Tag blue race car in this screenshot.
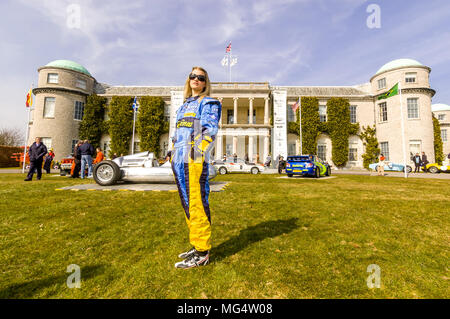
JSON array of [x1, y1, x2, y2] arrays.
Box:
[[285, 155, 331, 178], [368, 161, 412, 173]]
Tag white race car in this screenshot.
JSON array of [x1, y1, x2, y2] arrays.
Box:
[[213, 158, 265, 175], [93, 151, 217, 186]]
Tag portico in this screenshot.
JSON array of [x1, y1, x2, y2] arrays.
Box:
[[211, 82, 271, 163]]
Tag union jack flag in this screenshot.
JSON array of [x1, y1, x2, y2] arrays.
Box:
[[226, 42, 231, 53]]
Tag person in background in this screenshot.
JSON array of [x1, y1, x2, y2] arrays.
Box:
[[264, 154, 272, 167], [233, 153, 237, 163], [412, 153, 422, 173], [71, 140, 83, 178], [278, 156, 286, 174], [421, 152, 428, 171], [377, 153, 385, 176], [244, 153, 249, 163], [93, 147, 105, 165], [43, 148, 55, 174], [79, 139, 95, 179], [111, 153, 118, 159], [24, 137, 48, 181], [222, 154, 227, 162]]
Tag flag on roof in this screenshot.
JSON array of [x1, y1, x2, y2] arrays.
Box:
[[226, 42, 231, 53], [26, 87, 33, 108]]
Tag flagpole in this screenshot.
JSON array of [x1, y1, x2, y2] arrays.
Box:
[[399, 82, 408, 178], [22, 106, 31, 173], [22, 85, 32, 173], [229, 48, 232, 82], [131, 107, 136, 155], [299, 98, 303, 155]]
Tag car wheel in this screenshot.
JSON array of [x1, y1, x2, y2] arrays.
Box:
[[287, 174, 293, 177], [325, 167, 330, 176], [60, 170, 67, 176], [93, 160, 121, 186], [251, 167, 259, 175], [405, 165, 412, 173], [315, 168, 320, 178], [428, 166, 439, 174], [219, 167, 227, 175]]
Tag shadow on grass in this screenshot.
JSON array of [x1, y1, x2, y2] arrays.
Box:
[[0, 264, 106, 299], [212, 218, 299, 263]]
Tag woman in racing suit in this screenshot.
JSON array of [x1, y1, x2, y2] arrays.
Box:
[[171, 67, 221, 269]]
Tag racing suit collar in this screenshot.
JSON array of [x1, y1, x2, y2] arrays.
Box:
[[186, 95, 200, 102]]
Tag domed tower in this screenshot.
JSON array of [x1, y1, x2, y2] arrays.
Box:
[[29, 60, 96, 160], [370, 59, 436, 163]]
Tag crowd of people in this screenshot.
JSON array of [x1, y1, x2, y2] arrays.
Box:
[[24, 137, 106, 181], [70, 140, 104, 179]]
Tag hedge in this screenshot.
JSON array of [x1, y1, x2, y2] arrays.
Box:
[[0, 145, 23, 167], [108, 96, 134, 156], [136, 96, 167, 156]]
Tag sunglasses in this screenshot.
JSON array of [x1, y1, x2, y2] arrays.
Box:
[[189, 73, 206, 82]]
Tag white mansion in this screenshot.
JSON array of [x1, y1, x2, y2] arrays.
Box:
[[28, 58, 450, 167]]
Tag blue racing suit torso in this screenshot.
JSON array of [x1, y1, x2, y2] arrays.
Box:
[[171, 95, 221, 252]]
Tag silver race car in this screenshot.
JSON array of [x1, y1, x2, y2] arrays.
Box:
[[93, 151, 217, 186], [213, 158, 265, 175]]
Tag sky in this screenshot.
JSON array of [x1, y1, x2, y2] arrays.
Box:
[[1, 0, 449, 130]]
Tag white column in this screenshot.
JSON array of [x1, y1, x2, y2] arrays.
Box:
[[215, 135, 223, 160], [263, 135, 269, 162], [248, 136, 254, 163], [249, 97, 254, 124], [263, 97, 270, 125], [233, 135, 238, 155], [233, 97, 238, 124]]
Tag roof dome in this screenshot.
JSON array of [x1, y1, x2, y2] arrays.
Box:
[[432, 103, 450, 112], [375, 59, 424, 75], [45, 59, 91, 76]]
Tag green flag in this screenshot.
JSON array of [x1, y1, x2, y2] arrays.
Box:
[[378, 83, 399, 100]]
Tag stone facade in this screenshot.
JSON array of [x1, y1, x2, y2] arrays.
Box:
[[29, 59, 442, 168]]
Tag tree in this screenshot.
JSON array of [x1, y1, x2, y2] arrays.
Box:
[[136, 96, 166, 156], [78, 94, 107, 150], [433, 114, 444, 165], [108, 96, 134, 156], [360, 125, 380, 169], [0, 127, 24, 146]]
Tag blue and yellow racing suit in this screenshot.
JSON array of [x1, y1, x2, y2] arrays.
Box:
[[171, 95, 221, 252]]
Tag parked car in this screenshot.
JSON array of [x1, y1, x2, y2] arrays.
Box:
[[285, 155, 331, 178], [212, 158, 265, 175], [93, 151, 217, 186], [59, 155, 74, 176], [368, 161, 412, 173], [425, 162, 450, 173]]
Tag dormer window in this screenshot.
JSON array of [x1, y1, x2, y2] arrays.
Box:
[[76, 79, 87, 90], [47, 73, 59, 84]]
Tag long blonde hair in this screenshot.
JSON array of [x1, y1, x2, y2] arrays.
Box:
[[183, 66, 211, 102]]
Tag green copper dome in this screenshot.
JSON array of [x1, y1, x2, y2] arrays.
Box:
[[432, 104, 450, 112], [375, 59, 424, 75], [45, 60, 91, 76]]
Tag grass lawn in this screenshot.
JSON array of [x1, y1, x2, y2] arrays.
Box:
[[0, 172, 448, 299]]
